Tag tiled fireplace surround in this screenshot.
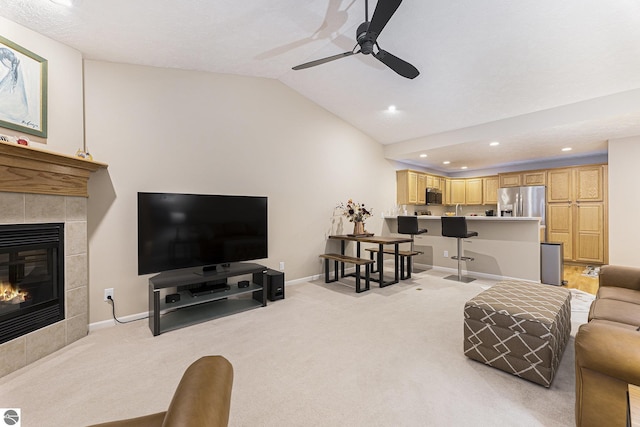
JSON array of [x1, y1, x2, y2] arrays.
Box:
[[0, 141, 106, 377], [0, 192, 89, 377]]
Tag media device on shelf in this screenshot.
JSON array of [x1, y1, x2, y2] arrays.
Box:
[[137, 192, 268, 275]]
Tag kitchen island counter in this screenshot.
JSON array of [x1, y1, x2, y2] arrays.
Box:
[[383, 216, 542, 281]]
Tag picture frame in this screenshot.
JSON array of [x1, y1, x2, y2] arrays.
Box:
[[0, 35, 48, 138]]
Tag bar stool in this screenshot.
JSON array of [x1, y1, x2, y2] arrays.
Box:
[[393, 216, 428, 279], [397, 216, 427, 253], [441, 216, 478, 283]]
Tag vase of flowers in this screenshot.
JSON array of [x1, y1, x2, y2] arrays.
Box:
[[338, 199, 372, 235]]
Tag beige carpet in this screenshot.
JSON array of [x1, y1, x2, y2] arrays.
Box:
[[0, 269, 590, 426]]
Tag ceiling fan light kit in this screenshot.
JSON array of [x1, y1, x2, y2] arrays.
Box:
[[292, 0, 419, 79]]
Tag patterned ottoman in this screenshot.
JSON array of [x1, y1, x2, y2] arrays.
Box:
[[463, 280, 571, 387]]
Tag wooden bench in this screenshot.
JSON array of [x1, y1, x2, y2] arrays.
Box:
[[365, 248, 420, 280], [319, 253, 374, 293]]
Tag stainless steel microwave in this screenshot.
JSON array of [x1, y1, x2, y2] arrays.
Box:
[[426, 189, 442, 205]]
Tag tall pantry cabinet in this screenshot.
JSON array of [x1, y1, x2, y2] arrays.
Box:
[[547, 165, 607, 264]]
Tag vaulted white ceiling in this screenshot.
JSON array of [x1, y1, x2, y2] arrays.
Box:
[[2, 0, 639, 173]]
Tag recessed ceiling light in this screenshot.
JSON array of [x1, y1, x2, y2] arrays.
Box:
[[387, 105, 397, 112], [489, 141, 500, 146], [50, 0, 73, 6], [443, 161, 450, 165], [562, 147, 572, 152], [419, 154, 427, 158], [461, 166, 468, 170]]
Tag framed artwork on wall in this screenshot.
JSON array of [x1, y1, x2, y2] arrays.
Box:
[[0, 35, 48, 138]]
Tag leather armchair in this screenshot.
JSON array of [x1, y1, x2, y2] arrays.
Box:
[[88, 356, 233, 427], [575, 265, 640, 427]]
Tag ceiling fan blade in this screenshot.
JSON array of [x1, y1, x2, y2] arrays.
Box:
[[374, 49, 419, 79], [367, 0, 403, 41], [292, 51, 356, 70]]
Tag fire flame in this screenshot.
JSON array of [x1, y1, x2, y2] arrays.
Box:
[[0, 282, 28, 304]]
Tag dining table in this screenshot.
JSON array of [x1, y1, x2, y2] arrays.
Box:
[[328, 234, 413, 287]]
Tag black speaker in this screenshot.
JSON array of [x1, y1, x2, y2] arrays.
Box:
[[165, 293, 180, 303], [253, 269, 285, 301]]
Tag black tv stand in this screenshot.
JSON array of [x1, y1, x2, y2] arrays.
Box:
[[148, 262, 267, 336]]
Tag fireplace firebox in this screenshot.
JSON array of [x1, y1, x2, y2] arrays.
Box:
[[0, 223, 65, 345]]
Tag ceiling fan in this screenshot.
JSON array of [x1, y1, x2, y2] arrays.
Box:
[[292, 0, 419, 79]]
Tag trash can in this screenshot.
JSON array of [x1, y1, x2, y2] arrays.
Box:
[[541, 242, 564, 286]]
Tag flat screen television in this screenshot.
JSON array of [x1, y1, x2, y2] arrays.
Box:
[[137, 192, 268, 275]]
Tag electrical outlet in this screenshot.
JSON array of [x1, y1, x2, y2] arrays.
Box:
[[279, 261, 285, 271], [104, 288, 114, 302], [444, 250, 448, 258]]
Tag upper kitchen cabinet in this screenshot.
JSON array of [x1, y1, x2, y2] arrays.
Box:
[[575, 165, 604, 202], [547, 168, 573, 203], [548, 165, 604, 203], [522, 171, 546, 186], [465, 178, 483, 205], [498, 172, 521, 188], [397, 170, 447, 205], [449, 179, 466, 204], [396, 170, 420, 205], [417, 173, 427, 205], [483, 176, 499, 204], [426, 174, 443, 191], [499, 170, 546, 188]]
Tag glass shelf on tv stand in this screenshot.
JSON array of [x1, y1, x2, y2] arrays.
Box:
[[148, 262, 268, 336]]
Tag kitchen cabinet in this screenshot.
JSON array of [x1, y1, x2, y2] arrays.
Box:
[[396, 171, 494, 206], [483, 176, 499, 204], [396, 170, 447, 205], [417, 174, 427, 204], [546, 164, 607, 263], [396, 170, 420, 205], [427, 175, 443, 191], [425, 175, 434, 189], [575, 165, 604, 202], [499, 173, 521, 188], [548, 168, 572, 203], [450, 179, 466, 204], [522, 171, 546, 186], [575, 203, 604, 263], [465, 178, 483, 205], [548, 204, 573, 260], [499, 170, 546, 188], [443, 178, 451, 205]]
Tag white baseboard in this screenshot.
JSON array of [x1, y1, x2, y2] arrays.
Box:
[[409, 261, 537, 283], [89, 275, 321, 332], [89, 311, 149, 332], [285, 274, 321, 285]]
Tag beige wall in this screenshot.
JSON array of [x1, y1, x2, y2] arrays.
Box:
[[83, 61, 397, 323], [0, 16, 84, 154], [608, 137, 640, 267], [3, 16, 639, 327]]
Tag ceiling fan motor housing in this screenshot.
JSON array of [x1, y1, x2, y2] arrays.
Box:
[[356, 22, 376, 55]]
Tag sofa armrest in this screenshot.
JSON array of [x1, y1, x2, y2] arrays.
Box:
[[599, 265, 640, 291], [575, 321, 640, 383], [163, 356, 234, 427]]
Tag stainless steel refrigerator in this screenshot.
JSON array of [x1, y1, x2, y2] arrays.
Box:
[[497, 185, 546, 226]]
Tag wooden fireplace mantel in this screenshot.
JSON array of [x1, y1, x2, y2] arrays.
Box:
[[0, 141, 108, 197]]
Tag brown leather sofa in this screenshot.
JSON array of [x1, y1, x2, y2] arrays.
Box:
[[575, 265, 640, 427], [87, 355, 233, 427]]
